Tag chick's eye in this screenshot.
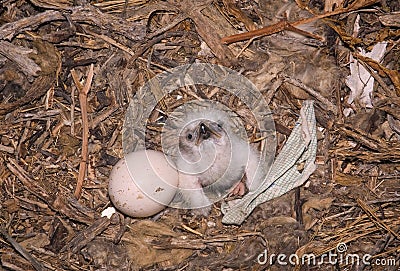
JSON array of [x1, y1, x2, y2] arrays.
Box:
[[187, 133, 193, 140]]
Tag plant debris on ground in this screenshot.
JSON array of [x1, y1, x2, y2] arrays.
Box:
[[0, 0, 399, 270]]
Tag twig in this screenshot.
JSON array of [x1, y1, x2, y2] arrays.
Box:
[[90, 105, 119, 129], [0, 144, 14, 153], [338, 124, 389, 151], [61, 216, 114, 254], [88, 31, 135, 55], [0, 6, 145, 42], [148, 13, 188, 39], [181, 224, 204, 237], [7, 158, 95, 224], [0, 10, 63, 40], [70, 82, 76, 136], [333, 197, 400, 207], [130, 31, 190, 63], [16, 120, 30, 160], [281, 75, 338, 115], [333, 149, 400, 162], [7, 158, 51, 202], [71, 64, 94, 199], [113, 216, 130, 244], [221, 20, 288, 44], [357, 198, 400, 240], [156, 231, 267, 250], [221, 0, 379, 44], [0, 225, 44, 271]]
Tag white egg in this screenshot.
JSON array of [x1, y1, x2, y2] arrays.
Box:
[[108, 150, 179, 217]]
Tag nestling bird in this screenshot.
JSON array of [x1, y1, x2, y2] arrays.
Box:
[[162, 101, 265, 216]]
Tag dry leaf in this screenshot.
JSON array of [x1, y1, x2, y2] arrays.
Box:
[[303, 197, 335, 213], [124, 220, 193, 268]]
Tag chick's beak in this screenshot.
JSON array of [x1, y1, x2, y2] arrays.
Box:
[[195, 122, 221, 145]]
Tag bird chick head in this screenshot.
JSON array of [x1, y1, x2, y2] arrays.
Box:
[[161, 100, 245, 171], [179, 119, 226, 152], [176, 118, 233, 175]]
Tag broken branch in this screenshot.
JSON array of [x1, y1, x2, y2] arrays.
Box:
[[72, 64, 94, 199]]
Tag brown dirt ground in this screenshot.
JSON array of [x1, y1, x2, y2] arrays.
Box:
[[0, 0, 399, 270]]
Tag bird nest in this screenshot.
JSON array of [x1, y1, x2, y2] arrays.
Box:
[[0, 0, 399, 270]]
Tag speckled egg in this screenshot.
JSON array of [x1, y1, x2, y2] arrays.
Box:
[[108, 150, 178, 217]]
